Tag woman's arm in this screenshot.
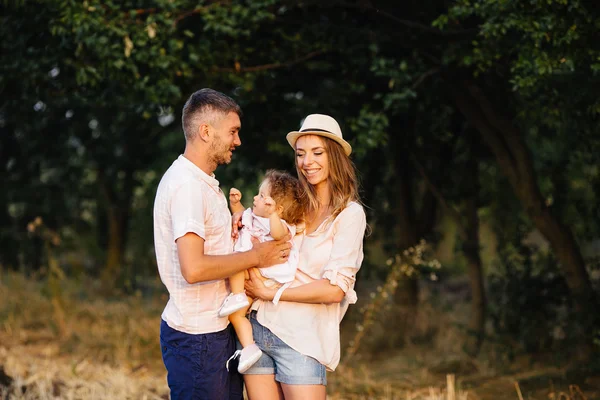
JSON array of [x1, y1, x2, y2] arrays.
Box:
[[245, 268, 345, 304], [245, 204, 366, 305]]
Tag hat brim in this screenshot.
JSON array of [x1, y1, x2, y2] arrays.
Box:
[[286, 131, 352, 156]]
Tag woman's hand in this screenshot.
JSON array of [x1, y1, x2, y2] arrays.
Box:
[[245, 268, 278, 301]]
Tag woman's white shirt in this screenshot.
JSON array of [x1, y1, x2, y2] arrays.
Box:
[[253, 201, 366, 371]]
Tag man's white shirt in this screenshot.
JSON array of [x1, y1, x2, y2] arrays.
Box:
[[154, 155, 233, 334]]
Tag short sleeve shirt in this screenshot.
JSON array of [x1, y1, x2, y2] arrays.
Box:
[[153, 155, 233, 334]]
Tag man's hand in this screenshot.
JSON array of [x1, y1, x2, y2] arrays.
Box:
[[252, 235, 292, 268], [231, 210, 244, 240]]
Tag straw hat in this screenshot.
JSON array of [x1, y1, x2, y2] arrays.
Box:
[[286, 114, 352, 156]]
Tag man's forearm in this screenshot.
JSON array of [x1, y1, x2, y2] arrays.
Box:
[[178, 232, 292, 284], [184, 250, 258, 283]]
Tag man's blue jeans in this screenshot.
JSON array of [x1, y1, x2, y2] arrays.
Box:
[[160, 320, 243, 400]]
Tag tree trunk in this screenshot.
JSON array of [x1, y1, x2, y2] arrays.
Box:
[[462, 148, 486, 356], [101, 206, 126, 289], [413, 141, 488, 355], [98, 166, 133, 292], [451, 80, 596, 323], [0, 129, 20, 270], [389, 150, 421, 347]]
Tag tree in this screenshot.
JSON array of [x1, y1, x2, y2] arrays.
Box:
[[2, 0, 297, 287], [436, 0, 600, 330]]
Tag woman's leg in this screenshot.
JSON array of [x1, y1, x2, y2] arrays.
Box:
[[280, 384, 326, 400], [243, 312, 281, 399], [244, 375, 284, 400], [244, 312, 327, 399]]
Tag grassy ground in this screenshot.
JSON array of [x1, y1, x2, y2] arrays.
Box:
[[0, 271, 597, 399]]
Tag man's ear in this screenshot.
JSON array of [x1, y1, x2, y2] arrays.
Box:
[[198, 123, 211, 142]]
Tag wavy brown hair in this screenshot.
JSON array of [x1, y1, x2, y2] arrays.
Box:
[[264, 169, 305, 226], [295, 135, 361, 222]]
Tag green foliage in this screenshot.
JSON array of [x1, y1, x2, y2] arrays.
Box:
[[347, 108, 389, 160], [1, 1, 600, 350], [0, 0, 296, 277], [437, 0, 600, 118], [487, 243, 571, 355]]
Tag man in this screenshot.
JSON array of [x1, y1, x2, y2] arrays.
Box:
[[153, 88, 292, 399]]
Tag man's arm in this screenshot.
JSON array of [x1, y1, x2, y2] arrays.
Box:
[[177, 232, 291, 283]]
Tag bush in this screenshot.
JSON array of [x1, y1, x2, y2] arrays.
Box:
[[487, 243, 571, 355]]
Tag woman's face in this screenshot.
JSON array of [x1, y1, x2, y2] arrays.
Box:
[[295, 135, 329, 188]]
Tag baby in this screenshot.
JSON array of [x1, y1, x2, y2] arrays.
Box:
[[220, 169, 304, 373]]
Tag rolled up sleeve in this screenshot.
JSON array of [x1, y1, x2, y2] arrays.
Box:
[[322, 204, 366, 303]]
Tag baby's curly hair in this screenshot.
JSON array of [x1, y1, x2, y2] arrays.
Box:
[[264, 169, 305, 226]]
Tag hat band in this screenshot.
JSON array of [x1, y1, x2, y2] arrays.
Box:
[[299, 128, 332, 134]]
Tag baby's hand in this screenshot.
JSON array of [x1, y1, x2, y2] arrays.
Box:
[[229, 188, 242, 205], [264, 196, 277, 216]]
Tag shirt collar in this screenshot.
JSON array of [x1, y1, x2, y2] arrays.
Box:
[[177, 155, 221, 188]]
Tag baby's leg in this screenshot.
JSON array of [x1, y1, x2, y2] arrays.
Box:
[[228, 297, 262, 373], [218, 271, 249, 317], [229, 299, 254, 347], [230, 270, 245, 294]]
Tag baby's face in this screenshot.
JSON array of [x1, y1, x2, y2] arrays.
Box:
[[252, 180, 272, 218]]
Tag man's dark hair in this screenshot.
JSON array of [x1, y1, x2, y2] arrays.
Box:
[[181, 88, 242, 140]]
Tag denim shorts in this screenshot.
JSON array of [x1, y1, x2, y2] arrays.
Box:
[[243, 311, 327, 385], [160, 320, 243, 400]]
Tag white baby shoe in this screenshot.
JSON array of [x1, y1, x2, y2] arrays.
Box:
[[218, 292, 249, 317], [226, 343, 263, 373]]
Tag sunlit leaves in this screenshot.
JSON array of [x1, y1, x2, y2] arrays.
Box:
[[348, 108, 389, 160], [438, 0, 600, 99]]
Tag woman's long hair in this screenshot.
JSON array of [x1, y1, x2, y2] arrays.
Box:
[[295, 136, 361, 224]]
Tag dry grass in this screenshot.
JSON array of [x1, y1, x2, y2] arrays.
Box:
[[327, 368, 473, 400], [0, 270, 597, 400], [0, 271, 167, 399], [1, 347, 167, 400]]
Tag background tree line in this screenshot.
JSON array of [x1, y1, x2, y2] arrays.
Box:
[[2, 0, 599, 359]]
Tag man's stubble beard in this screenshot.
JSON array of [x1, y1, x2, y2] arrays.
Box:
[[209, 135, 232, 166]]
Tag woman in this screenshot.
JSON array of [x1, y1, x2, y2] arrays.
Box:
[[242, 114, 367, 400]]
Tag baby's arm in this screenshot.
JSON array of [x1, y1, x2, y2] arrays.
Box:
[[269, 214, 289, 240], [264, 196, 289, 240], [229, 188, 246, 214]]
